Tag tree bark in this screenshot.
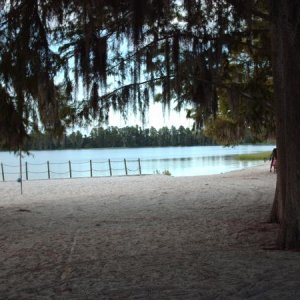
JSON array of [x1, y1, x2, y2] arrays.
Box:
[[269, 0, 285, 227], [271, 1, 300, 249], [269, 179, 280, 223]]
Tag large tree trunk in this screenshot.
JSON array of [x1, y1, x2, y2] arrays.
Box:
[[269, 179, 282, 224], [271, 1, 300, 249]]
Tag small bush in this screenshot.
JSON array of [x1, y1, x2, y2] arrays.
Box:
[[154, 169, 172, 176], [162, 170, 172, 176]]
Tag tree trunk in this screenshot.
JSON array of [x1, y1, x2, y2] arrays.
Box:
[[269, 0, 285, 227], [271, 1, 300, 249], [269, 179, 280, 223]]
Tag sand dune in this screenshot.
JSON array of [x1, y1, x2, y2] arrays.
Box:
[[1, 163, 300, 299]]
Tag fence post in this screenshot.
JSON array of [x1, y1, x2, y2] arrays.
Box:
[[108, 159, 112, 176], [69, 160, 72, 178], [124, 159, 128, 175], [25, 162, 28, 180], [1, 163, 4, 181], [47, 161, 50, 179], [19, 149, 23, 195], [138, 158, 142, 175], [90, 160, 93, 177]]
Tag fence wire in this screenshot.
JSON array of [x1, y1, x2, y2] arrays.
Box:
[[27, 162, 47, 166], [1, 158, 142, 181]]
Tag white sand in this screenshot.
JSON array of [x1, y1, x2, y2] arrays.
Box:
[[1, 163, 300, 299]]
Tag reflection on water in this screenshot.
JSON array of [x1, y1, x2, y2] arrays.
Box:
[[142, 155, 262, 176], [0, 145, 273, 180]]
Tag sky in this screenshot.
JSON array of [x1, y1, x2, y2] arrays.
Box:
[[78, 100, 193, 135], [108, 100, 193, 129]]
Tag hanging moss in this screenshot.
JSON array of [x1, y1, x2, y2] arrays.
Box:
[[0, 0, 275, 150]]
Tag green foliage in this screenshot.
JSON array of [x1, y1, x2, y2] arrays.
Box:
[[234, 151, 271, 161], [15, 124, 269, 151], [162, 170, 172, 176], [204, 116, 245, 146], [15, 125, 216, 150], [0, 0, 275, 150], [154, 170, 172, 176]]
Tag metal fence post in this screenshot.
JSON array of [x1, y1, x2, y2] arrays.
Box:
[[1, 163, 4, 181], [138, 158, 142, 175], [19, 149, 23, 195], [25, 162, 28, 180], [69, 160, 72, 178], [47, 161, 50, 179], [90, 160, 93, 177], [108, 159, 112, 176], [124, 159, 128, 175]]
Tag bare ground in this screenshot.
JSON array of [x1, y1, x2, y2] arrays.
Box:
[[1, 164, 300, 299]]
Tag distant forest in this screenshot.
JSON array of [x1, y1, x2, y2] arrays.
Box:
[[18, 125, 217, 150], [2, 125, 264, 151]]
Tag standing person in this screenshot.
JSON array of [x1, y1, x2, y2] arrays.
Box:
[[270, 147, 277, 173]]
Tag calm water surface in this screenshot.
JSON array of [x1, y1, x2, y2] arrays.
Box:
[[0, 145, 274, 181]]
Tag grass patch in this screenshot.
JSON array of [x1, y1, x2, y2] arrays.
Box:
[[234, 151, 271, 161]]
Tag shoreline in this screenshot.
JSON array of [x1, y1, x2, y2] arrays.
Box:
[[0, 161, 270, 184]]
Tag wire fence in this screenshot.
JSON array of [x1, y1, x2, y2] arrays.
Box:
[[0, 158, 142, 182]]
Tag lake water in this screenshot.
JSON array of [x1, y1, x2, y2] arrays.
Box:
[[0, 145, 273, 181]]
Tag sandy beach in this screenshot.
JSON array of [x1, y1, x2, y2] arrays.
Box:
[[1, 163, 300, 299]]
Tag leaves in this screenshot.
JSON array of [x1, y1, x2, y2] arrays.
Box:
[[0, 0, 274, 149]]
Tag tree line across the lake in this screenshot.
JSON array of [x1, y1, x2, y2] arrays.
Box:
[[0, 125, 268, 151], [23, 126, 215, 150]]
